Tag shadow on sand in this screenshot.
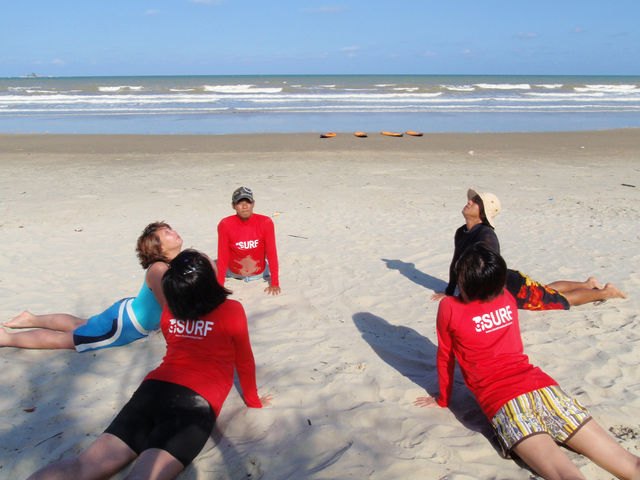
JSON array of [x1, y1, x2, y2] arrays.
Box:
[[381, 258, 448, 292], [352, 311, 503, 455]]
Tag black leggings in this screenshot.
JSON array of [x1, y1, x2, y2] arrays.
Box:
[[105, 379, 215, 466]]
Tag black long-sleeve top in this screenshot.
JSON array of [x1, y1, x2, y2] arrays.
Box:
[[445, 223, 500, 296]]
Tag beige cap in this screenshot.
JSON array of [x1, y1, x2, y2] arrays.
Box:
[[467, 188, 501, 227]]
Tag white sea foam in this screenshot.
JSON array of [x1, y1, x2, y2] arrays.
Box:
[[3, 106, 231, 114], [525, 92, 606, 99], [244, 92, 443, 103], [2, 77, 640, 121], [474, 83, 531, 90], [26, 89, 59, 94], [8, 86, 37, 92], [0, 93, 223, 105], [574, 84, 640, 94], [443, 85, 476, 92], [203, 84, 282, 94], [98, 85, 144, 93]]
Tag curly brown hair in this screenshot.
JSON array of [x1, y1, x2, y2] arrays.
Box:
[[136, 221, 172, 269]]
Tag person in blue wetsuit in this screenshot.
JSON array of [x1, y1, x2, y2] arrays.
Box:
[[0, 222, 183, 351]]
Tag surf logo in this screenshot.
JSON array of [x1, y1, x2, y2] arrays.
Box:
[[168, 318, 214, 338], [235, 239, 259, 250], [473, 306, 513, 333]]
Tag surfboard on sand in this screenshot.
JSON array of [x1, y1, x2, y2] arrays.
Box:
[[381, 131, 403, 137], [320, 132, 337, 138]]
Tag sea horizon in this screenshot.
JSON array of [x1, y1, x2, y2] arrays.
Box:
[[1, 74, 639, 135]]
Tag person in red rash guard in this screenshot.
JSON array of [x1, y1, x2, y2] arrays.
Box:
[[28, 249, 271, 480], [415, 244, 640, 480], [217, 186, 281, 295]]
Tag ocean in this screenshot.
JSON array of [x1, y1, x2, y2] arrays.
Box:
[[1, 74, 639, 134]]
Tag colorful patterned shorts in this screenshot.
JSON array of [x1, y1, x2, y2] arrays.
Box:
[[506, 269, 570, 311], [491, 385, 591, 454]]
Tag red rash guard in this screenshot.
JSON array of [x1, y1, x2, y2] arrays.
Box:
[[216, 214, 279, 287], [145, 300, 262, 417], [435, 290, 555, 419]]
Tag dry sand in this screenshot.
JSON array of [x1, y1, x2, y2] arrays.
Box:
[[1, 130, 639, 479]]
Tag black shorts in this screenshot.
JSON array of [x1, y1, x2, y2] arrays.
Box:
[[104, 379, 215, 466]]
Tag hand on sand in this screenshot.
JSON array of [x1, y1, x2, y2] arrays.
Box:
[[430, 293, 446, 301], [265, 286, 281, 296], [260, 394, 273, 407], [414, 396, 439, 408]]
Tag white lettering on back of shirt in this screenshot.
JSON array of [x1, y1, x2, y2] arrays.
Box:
[[472, 305, 513, 333], [168, 319, 214, 339]]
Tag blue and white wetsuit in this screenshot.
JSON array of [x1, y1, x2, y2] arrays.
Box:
[[73, 278, 162, 352]]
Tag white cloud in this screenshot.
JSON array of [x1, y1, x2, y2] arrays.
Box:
[[340, 46, 360, 52], [516, 32, 538, 39], [572, 27, 586, 34], [301, 5, 348, 14], [144, 9, 159, 15], [51, 58, 66, 66]]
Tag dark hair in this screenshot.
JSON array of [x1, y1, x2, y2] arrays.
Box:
[[472, 195, 492, 228], [162, 249, 231, 321], [136, 221, 172, 269], [456, 243, 506, 303]]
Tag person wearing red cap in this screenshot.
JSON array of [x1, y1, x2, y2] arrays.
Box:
[[216, 186, 281, 295]]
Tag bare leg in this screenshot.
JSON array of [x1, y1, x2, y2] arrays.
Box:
[[561, 283, 627, 307], [547, 277, 603, 292], [28, 433, 137, 480], [565, 420, 640, 480], [126, 448, 184, 480], [3, 311, 87, 331], [0, 328, 75, 349], [512, 433, 585, 480]]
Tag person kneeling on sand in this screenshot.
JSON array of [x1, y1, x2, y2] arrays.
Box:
[[217, 186, 281, 295], [430, 188, 626, 310], [28, 249, 271, 480], [416, 244, 640, 480], [1, 222, 182, 351]]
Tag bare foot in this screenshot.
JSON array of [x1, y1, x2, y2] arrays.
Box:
[[585, 277, 604, 289], [3, 311, 37, 328], [603, 283, 627, 299]]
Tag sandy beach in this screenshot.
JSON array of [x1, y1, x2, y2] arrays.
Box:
[[1, 130, 639, 479]]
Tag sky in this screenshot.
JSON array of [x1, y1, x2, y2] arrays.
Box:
[[2, 0, 639, 77]]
